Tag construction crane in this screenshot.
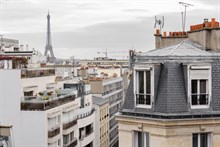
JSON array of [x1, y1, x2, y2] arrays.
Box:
[[179, 1, 193, 32]]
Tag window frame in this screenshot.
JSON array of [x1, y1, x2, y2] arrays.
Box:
[[133, 131, 150, 147], [188, 64, 212, 109], [133, 66, 154, 108], [192, 133, 211, 147]]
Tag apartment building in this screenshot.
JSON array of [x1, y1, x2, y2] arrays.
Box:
[[80, 57, 128, 68], [89, 77, 124, 147], [0, 57, 95, 147], [116, 18, 220, 147], [93, 96, 109, 147]]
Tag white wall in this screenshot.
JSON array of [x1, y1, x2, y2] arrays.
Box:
[[21, 111, 46, 146], [94, 105, 100, 147], [0, 70, 47, 147]]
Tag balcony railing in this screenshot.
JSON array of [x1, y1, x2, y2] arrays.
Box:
[[48, 126, 60, 138], [63, 137, 77, 147], [136, 93, 151, 105], [63, 118, 77, 130], [21, 69, 55, 78], [78, 108, 95, 119], [191, 93, 209, 105], [21, 94, 76, 111]]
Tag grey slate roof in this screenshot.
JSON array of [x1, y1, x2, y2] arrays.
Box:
[[138, 40, 220, 57], [154, 62, 188, 113], [121, 40, 220, 119]]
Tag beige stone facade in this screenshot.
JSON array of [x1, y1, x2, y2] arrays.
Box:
[[116, 114, 220, 147], [100, 103, 109, 147]]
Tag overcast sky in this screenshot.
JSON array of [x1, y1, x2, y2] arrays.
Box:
[[0, 0, 219, 59]]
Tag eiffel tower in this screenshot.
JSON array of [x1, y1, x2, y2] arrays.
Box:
[[44, 11, 56, 63]]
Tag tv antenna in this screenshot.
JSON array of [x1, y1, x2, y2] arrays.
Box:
[[154, 16, 164, 32], [179, 1, 193, 32]]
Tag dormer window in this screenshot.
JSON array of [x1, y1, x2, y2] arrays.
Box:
[[134, 66, 154, 108], [188, 65, 211, 109]]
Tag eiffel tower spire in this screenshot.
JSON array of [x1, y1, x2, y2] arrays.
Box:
[[44, 10, 56, 62]]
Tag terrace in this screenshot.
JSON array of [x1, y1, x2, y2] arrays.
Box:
[[21, 68, 55, 78], [21, 89, 77, 111]]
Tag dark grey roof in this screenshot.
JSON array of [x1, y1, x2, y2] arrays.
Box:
[[92, 96, 109, 105], [122, 76, 134, 110], [154, 62, 188, 113]]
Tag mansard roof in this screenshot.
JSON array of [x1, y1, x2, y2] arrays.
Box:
[[121, 41, 220, 119]]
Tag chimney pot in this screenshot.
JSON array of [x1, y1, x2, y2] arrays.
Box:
[[156, 29, 160, 35], [163, 32, 167, 37]]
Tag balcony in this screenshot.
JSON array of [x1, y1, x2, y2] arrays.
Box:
[[63, 118, 77, 130], [21, 68, 55, 78], [78, 108, 95, 119], [63, 137, 77, 147], [79, 130, 94, 147], [21, 93, 76, 111], [48, 126, 60, 138]]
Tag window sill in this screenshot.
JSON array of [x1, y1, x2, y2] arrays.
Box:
[[191, 105, 209, 109], [135, 104, 152, 109]]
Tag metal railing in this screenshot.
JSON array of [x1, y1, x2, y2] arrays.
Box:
[[136, 93, 151, 105], [21, 94, 76, 111], [63, 118, 77, 130], [48, 125, 60, 138], [78, 108, 95, 119], [191, 93, 209, 105]]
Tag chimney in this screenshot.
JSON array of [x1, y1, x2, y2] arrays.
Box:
[[154, 29, 162, 49], [188, 18, 220, 51]]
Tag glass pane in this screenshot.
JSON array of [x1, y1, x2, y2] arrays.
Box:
[[200, 133, 208, 147], [192, 134, 198, 147], [200, 80, 206, 94], [192, 95, 198, 105], [191, 80, 197, 94], [63, 135, 68, 144], [146, 71, 151, 94], [136, 94, 145, 105], [139, 71, 144, 94], [138, 132, 142, 147], [146, 95, 151, 105], [199, 94, 207, 105], [145, 133, 149, 147]]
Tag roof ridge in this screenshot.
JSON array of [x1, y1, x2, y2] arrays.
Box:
[[167, 41, 184, 56]]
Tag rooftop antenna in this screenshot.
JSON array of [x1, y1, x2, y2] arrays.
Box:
[[179, 1, 193, 32], [154, 16, 164, 32], [97, 49, 108, 58]]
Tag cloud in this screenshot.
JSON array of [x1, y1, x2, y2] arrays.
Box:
[[1, 0, 219, 59]]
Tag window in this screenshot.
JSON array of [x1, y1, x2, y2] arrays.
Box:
[[63, 135, 68, 144], [189, 65, 211, 108], [24, 91, 33, 96], [135, 69, 152, 106], [191, 80, 208, 105], [134, 131, 149, 147], [193, 133, 211, 147]]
